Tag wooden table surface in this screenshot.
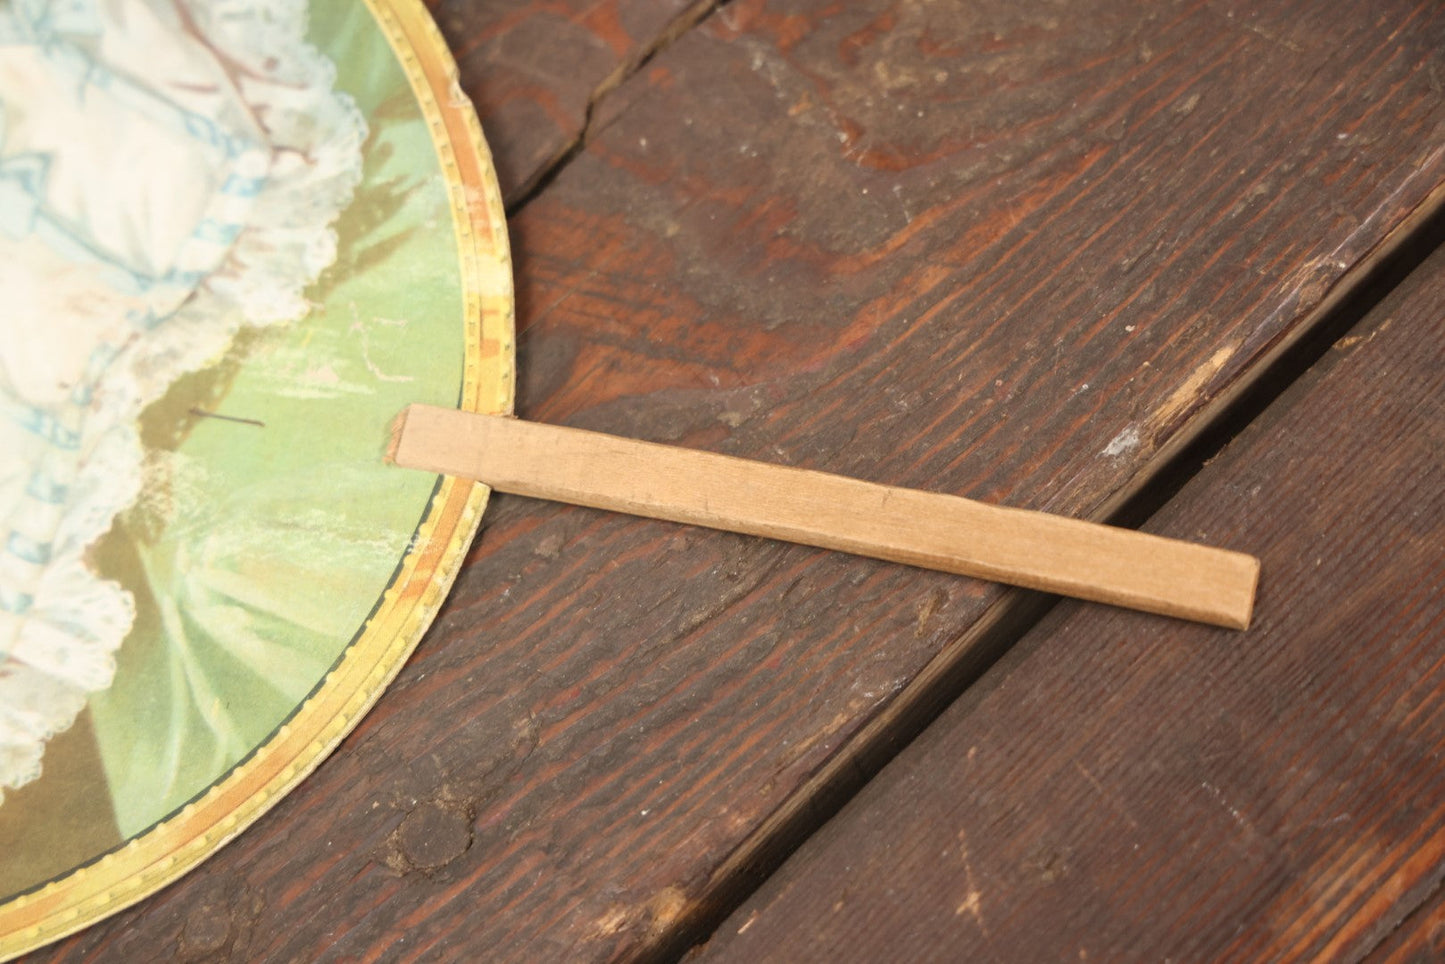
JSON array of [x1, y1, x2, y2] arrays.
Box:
[[26, 0, 1445, 961]]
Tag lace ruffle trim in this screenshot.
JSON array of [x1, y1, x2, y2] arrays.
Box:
[[0, 0, 366, 802]]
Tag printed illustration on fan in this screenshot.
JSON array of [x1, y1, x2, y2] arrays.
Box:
[[0, 0, 474, 898]]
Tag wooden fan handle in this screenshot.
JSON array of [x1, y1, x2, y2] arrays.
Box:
[[389, 404, 1258, 629]]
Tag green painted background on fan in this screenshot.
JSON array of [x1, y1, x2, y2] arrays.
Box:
[[82, 1, 465, 839]]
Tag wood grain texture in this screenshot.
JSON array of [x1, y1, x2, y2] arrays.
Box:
[[428, 0, 707, 203], [697, 246, 1445, 961], [28, 1, 1445, 960], [1366, 883, 1445, 963], [392, 405, 1258, 627]]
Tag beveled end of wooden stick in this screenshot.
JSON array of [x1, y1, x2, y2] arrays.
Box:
[[387, 403, 479, 473], [388, 403, 505, 479], [383, 405, 413, 465], [1234, 557, 1260, 631]]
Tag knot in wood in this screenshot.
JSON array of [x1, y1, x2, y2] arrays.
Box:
[[395, 802, 473, 872]]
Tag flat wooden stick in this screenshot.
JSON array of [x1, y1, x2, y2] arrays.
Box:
[[388, 404, 1258, 629]]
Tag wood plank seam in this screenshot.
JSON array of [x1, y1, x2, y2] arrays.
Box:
[[665, 182, 1445, 962], [689, 187, 1445, 964], [1102, 177, 1445, 531]]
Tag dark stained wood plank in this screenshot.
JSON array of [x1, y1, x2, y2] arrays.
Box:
[[696, 245, 1445, 961], [28, 0, 1445, 960], [431, 0, 710, 203]]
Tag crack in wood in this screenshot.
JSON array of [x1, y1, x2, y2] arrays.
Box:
[[504, 0, 734, 216]]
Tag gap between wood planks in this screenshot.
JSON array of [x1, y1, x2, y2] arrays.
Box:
[[502, 0, 732, 215], [638, 182, 1445, 964]]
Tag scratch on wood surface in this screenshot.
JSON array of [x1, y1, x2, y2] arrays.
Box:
[[1173, 91, 1202, 115], [1240, 20, 1305, 53], [589, 886, 691, 943], [591, 906, 631, 939], [776, 711, 855, 771], [1101, 425, 1140, 459], [1100, 342, 1236, 460], [1334, 317, 1393, 353], [652, 887, 691, 933], [915, 588, 948, 637], [954, 829, 989, 936], [1201, 780, 1259, 840], [1147, 343, 1236, 437], [1074, 762, 1140, 831]]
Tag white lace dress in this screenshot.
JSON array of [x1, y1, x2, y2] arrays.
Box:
[[0, 0, 365, 802]]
